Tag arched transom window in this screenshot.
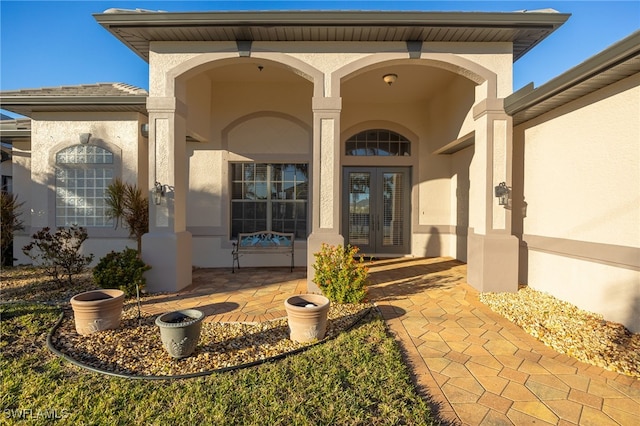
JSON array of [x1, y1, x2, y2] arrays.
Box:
[[55, 145, 114, 227], [345, 129, 411, 156]]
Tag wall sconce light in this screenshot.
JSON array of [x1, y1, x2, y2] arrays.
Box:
[[383, 73, 398, 86], [154, 181, 165, 205], [494, 182, 510, 206], [79, 133, 91, 144], [141, 123, 149, 138]]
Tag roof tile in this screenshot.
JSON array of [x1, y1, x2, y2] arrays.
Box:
[[1, 83, 148, 97]]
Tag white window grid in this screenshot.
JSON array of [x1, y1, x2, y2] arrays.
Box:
[[231, 163, 308, 239]]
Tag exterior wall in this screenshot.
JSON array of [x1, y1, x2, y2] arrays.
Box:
[[514, 74, 640, 332], [185, 73, 212, 142], [9, 140, 31, 263], [450, 145, 474, 261], [13, 112, 149, 265], [0, 158, 11, 187]]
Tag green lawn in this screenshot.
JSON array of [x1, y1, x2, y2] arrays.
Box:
[[1, 270, 438, 425]]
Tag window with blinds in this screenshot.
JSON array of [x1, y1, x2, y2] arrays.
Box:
[[231, 163, 308, 239]]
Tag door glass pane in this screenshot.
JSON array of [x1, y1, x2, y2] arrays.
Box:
[[382, 172, 404, 247], [348, 172, 370, 246]]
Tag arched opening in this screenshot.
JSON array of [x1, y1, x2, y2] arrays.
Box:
[[338, 58, 484, 260], [164, 57, 316, 268]]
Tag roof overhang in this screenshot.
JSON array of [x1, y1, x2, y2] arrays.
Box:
[[0, 118, 31, 144], [505, 30, 640, 125], [0, 96, 148, 117], [93, 10, 570, 62]]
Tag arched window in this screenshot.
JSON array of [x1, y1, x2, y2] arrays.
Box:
[[55, 145, 114, 227], [345, 129, 411, 156]]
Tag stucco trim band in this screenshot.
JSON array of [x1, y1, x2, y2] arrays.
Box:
[[522, 234, 640, 270]]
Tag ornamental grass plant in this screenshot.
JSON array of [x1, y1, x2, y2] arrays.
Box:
[[312, 243, 369, 304]]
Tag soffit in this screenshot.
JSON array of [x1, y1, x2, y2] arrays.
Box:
[[506, 31, 640, 126], [94, 10, 569, 62]]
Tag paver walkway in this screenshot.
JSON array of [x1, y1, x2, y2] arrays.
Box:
[[140, 257, 640, 425], [141, 267, 307, 323]]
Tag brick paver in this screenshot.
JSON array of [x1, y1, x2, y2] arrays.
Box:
[[367, 257, 639, 425], [140, 258, 639, 425]]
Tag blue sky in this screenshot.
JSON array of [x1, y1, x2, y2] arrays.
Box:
[[1, 1, 638, 111]]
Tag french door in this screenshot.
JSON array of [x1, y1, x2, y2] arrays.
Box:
[[343, 167, 410, 255]]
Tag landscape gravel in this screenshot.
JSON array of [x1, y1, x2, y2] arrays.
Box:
[[480, 287, 640, 378], [50, 301, 372, 377], [3, 267, 639, 379]]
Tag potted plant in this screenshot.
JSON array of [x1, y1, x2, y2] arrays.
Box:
[[284, 294, 331, 343], [284, 243, 369, 343], [155, 309, 204, 358], [70, 289, 125, 335]]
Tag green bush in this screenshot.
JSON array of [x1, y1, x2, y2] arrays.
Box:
[[93, 248, 150, 297], [22, 226, 94, 286], [312, 243, 369, 304]]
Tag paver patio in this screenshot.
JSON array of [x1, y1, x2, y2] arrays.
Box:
[[140, 257, 640, 425]]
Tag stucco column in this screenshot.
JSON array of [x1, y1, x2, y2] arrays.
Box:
[[307, 96, 344, 292], [466, 98, 519, 293], [142, 96, 192, 293]]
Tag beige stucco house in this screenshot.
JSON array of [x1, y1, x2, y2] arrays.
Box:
[[1, 10, 638, 332]]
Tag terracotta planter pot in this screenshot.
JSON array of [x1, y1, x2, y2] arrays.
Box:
[[70, 289, 125, 335], [155, 309, 204, 359], [284, 294, 330, 343]]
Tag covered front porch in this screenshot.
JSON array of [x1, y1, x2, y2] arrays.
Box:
[[97, 11, 547, 297]]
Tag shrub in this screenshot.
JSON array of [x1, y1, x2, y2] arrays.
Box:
[[312, 243, 368, 304], [93, 248, 150, 297], [22, 226, 94, 286], [1, 191, 24, 266]]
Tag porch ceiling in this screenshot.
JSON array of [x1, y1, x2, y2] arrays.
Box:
[[94, 10, 570, 63], [342, 65, 459, 103]]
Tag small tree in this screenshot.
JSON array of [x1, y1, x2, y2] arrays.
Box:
[[22, 226, 94, 286], [105, 179, 149, 254], [1, 191, 24, 266]]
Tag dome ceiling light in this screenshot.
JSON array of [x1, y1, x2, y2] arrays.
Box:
[[382, 73, 398, 86]]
